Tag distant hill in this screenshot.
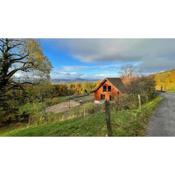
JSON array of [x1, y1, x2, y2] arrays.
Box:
[[52, 78, 98, 84], [152, 69, 175, 92]]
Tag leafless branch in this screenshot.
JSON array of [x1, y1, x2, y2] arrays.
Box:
[[10, 53, 29, 64]]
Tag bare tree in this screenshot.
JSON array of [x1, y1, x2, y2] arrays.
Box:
[[120, 64, 138, 85]]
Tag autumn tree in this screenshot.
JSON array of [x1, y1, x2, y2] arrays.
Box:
[[0, 39, 52, 121]]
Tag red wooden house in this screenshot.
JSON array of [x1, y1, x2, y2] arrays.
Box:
[[93, 78, 126, 101]]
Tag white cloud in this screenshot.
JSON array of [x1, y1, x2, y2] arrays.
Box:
[[55, 39, 141, 62], [53, 39, 175, 72]]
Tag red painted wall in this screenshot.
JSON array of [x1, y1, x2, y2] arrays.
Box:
[[94, 80, 122, 101]]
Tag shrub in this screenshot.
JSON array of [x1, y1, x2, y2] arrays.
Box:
[[18, 102, 47, 124]]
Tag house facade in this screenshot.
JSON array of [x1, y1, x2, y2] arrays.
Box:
[[93, 78, 126, 101]]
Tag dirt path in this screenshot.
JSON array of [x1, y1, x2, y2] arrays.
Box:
[[147, 93, 175, 136], [46, 100, 80, 113]]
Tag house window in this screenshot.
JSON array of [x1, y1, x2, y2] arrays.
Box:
[[103, 85, 107, 92], [100, 94, 105, 100], [108, 86, 111, 92]]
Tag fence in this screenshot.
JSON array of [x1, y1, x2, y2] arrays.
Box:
[[30, 93, 148, 136]]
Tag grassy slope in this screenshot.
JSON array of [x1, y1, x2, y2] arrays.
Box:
[[153, 69, 175, 92], [1, 96, 163, 136]]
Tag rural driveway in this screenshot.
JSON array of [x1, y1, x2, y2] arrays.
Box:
[[46, 100, 80, 113], [147, 93, 175, 136], [46, 95, 94, 114]]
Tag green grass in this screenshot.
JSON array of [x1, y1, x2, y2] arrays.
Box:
[[111, 96, 163, 136], [44, 96, 69, 107], [0, 96, 163, 136]]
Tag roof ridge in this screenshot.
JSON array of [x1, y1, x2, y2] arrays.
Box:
[[93, 77, 126, 92]]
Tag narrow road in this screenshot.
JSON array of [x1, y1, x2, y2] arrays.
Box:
[[147, 93, 175, 136]]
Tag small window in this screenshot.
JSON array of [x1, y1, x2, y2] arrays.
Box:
[[103, 85, 107, 92], [108, 86, 111, 92]]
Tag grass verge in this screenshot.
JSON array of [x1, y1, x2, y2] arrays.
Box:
[[0, 96, 163, 136]]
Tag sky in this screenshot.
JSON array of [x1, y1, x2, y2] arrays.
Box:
[[40, 39, 175, 80]]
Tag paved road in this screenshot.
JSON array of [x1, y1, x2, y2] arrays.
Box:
[[147, 93, 175, 136]]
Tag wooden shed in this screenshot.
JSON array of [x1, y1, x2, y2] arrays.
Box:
[[93, 78, 126, 101]]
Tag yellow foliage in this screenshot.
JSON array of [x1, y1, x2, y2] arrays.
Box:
[[153, 69, 175, 92]]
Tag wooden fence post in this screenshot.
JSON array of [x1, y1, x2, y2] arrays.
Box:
[[69, 97, 71, 109], [83, 106, 86, 117], [105, 100, 113, 136], [138, 94, 141, 111]]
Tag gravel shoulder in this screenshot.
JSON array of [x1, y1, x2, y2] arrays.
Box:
[[147, 93, 175, 136]]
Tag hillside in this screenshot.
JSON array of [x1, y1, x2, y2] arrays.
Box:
[[153, 69, 175, 92], [0, 97, 162, 136]]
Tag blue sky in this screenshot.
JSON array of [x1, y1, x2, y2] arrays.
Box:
[[39, 39, 175, 80]]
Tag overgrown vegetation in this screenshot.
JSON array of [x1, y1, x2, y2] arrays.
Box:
[[0, 80, 97, 126], [0, 96, 162, 136]]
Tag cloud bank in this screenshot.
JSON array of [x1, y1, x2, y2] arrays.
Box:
[[53, 39, 175, 73], [42, 39, 175, 79]]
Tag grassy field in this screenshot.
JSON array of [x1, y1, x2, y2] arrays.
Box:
[[0, 96, 163, 136]]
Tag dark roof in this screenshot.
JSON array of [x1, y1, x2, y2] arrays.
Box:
[[93, 77, 126, 92]]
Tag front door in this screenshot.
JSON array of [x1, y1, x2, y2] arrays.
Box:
[[100, 94, 105, 100]]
